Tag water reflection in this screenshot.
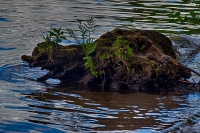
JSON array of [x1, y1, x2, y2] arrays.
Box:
[[21, 86, 192, 132]]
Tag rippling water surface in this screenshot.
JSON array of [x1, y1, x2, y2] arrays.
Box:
[[0, 0, 200, 132]]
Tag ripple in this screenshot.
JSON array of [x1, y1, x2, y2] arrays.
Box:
[[0, 17, 11, 22]]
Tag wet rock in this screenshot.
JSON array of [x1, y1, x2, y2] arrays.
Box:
[[170, 35, 200, 63]]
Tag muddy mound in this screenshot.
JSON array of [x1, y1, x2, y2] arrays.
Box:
[[80, 28, 191, 92], [22, 28, 193, 92]]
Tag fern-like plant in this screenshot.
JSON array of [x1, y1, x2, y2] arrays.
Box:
[[39, 27, 66, 63], [39, 33, 52, 53], [66, 17, 95, 45], [83, 43, 98, 77], [66, 17, 98, 77], [50, 27, 66, 44]]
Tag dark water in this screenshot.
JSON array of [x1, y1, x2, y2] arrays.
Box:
[[0, 0, 200, 132]]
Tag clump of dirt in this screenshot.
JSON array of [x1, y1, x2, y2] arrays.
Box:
[[79, 28, 191, 92], [22, 28, 194, 92], [22, 43, 86, 82]]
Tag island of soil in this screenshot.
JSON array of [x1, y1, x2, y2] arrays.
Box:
[[22, 28, 199, 92]]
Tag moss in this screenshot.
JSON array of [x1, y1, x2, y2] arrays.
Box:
[[58, 47, 78, 58]]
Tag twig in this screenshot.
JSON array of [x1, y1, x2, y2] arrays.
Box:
[[178, 80, 193, 84], [171, 60, 200, 77]]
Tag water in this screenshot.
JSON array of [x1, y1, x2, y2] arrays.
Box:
[[0, 0, 200, 132]]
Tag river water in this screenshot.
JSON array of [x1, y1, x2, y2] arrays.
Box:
[[0, 0, 200, 132]]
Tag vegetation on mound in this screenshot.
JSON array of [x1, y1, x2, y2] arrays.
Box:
[[66, 17, 98, 77], [37, 26, 66, 63], [35, 17, 98, 77]]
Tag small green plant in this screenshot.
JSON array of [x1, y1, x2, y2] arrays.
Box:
[[39, 32, 55, 63], [39, 27, 65, 63], [83, 55, 98, 77], [85, 42, 97, 55], [83, 43, 98, 77], [50, 27, 66, 44], [66, 17, 98, 77], [39, 34, 52, 53], [66, 17, 95, 45]]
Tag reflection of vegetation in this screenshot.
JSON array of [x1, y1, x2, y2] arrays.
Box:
[[30, 90, 54, 103], [127, 0, 200, 34], [182, 0, 200, 4], [168, 10, 200, 24], [168, 0, 200, 24]]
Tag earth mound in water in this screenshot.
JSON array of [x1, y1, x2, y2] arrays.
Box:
[[22, 28, 192, 92]]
